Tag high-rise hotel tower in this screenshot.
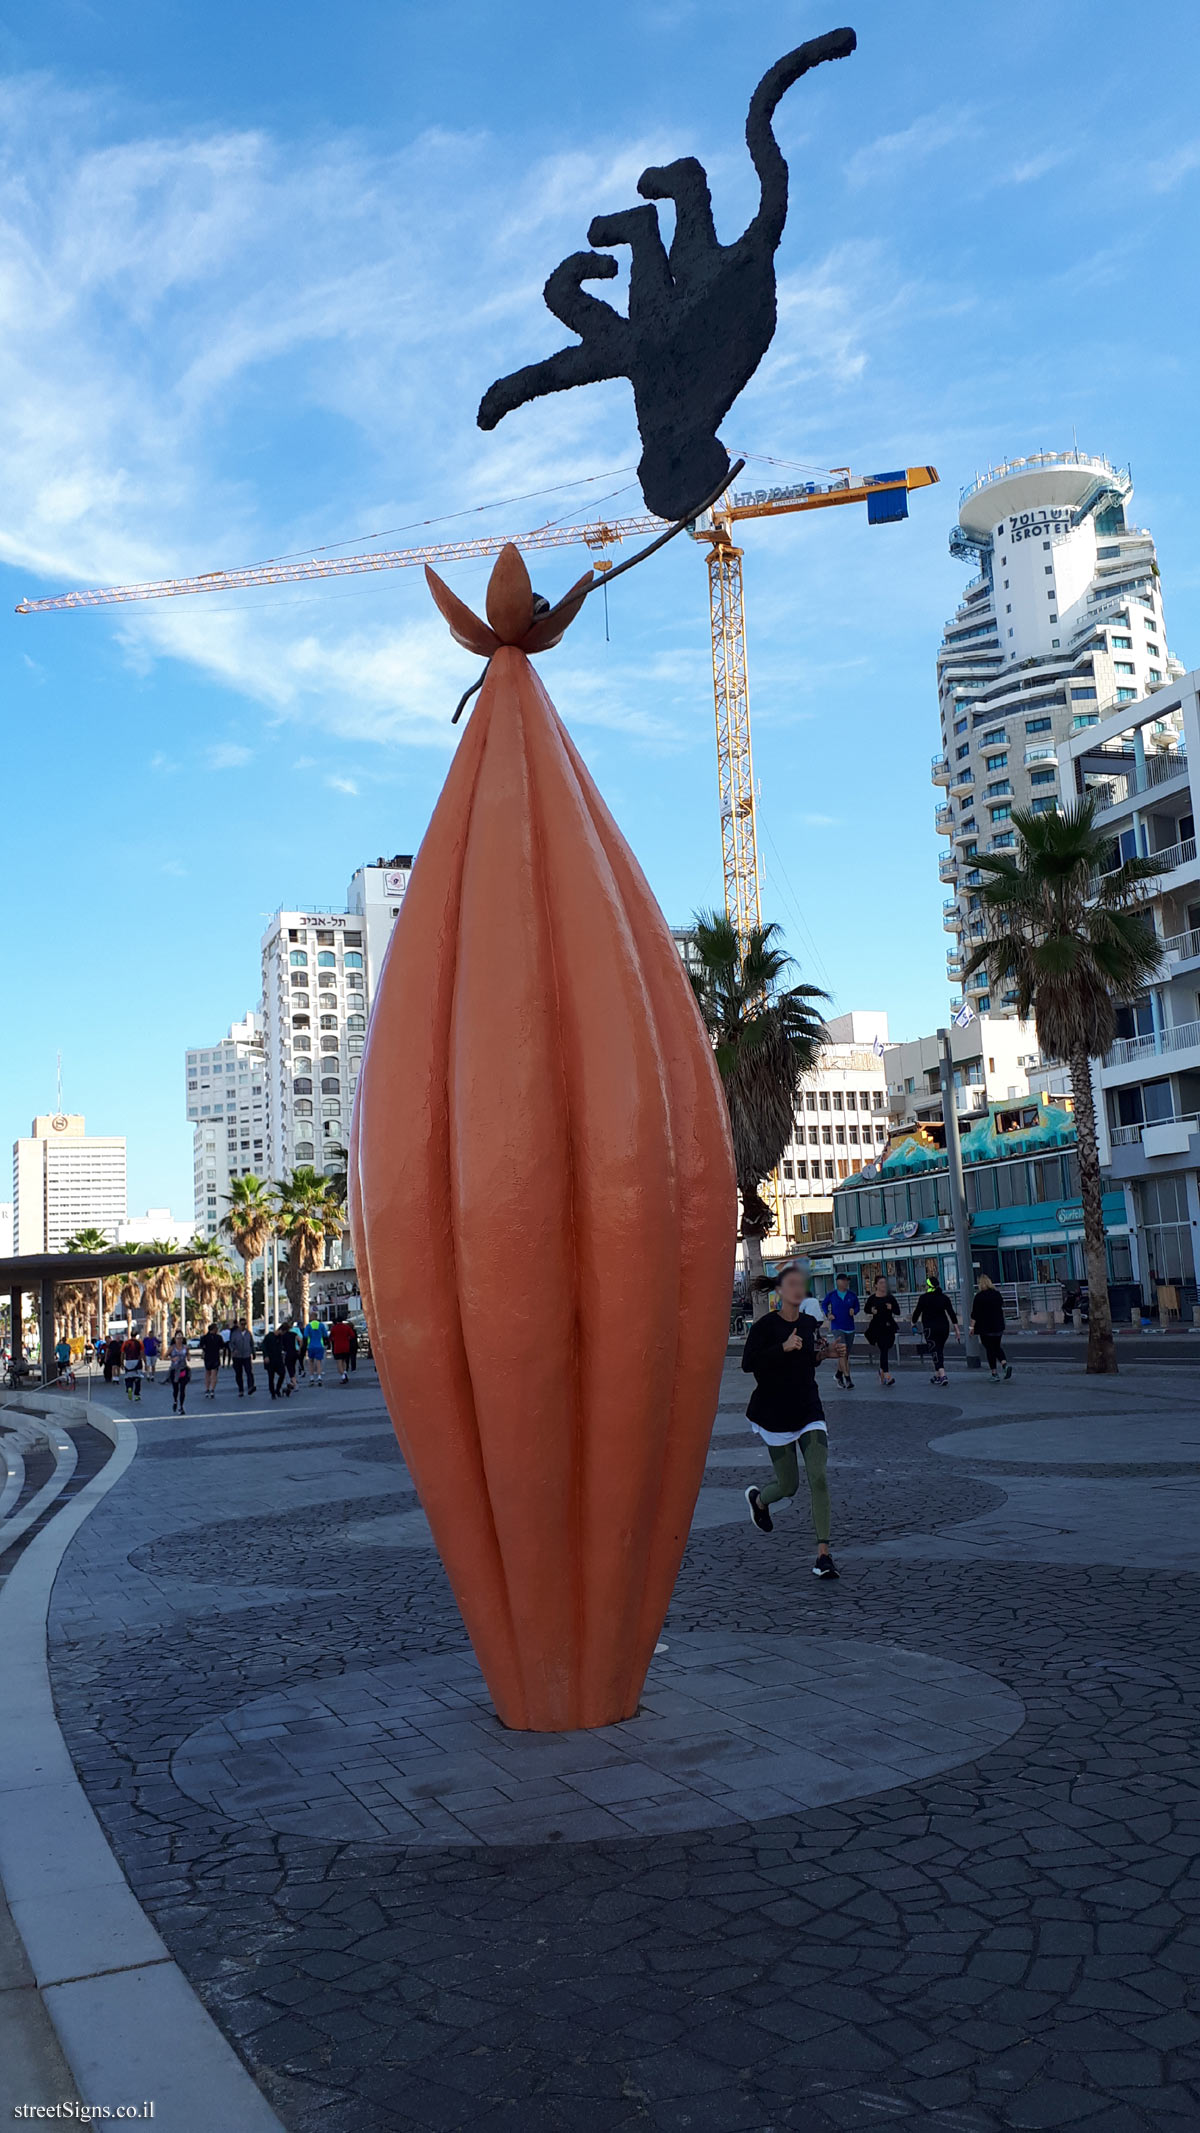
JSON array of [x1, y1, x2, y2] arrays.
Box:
[[934, 451, 1185, 1015]]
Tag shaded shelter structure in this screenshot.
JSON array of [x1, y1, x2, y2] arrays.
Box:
[[1, 1249, 200, 1385]]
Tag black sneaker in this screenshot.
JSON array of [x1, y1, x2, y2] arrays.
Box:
[[813, 1553, 839, 1579], [746, 1486, 773, 1534], [834, 1369, 845, 1388], [843, 1375, 854, 1390], [1003, 1363, 1012, 1379]]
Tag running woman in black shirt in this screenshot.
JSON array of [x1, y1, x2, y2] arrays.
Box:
[[740, 1267, 838, 1578]]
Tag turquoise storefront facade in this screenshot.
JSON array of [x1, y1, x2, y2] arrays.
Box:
[[805, 1096, 1132, 1297]]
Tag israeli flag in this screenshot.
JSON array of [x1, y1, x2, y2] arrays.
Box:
[[872, 1035, 885, 1056], [953, 1002, 976, 1029]]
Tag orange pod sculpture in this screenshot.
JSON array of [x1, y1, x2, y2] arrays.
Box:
[[349, 546, 737, 1731]]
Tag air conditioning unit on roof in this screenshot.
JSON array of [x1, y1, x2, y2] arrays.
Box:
[[938, 1214, 956, 1233], [834, 1225, 856, 1243]]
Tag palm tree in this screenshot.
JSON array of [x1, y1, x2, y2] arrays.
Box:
[[276, 1167, 344, 1326], [220, 1176, 277, 1329], [118, 1252, 147, 1328], [962, 796, 1164, 1375], [688, 911, 828, 1303], [186, 1235, 234, 1324], [64, 1228, 114, 1343], [141, 1244, 186, 1348]]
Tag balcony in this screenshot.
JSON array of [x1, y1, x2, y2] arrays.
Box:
[[949, 765, 975, 795], [931, 754, 951, 785], [934, 804, 954, 834], [1095, 835, 1198, 887], [946, 955, 963, 980], [1163, 927, 1200, 968], [1105, 1016, 1200, 1068], [1085, 748, 1189, 815], [1024, 744, 1056, 767], [1109, 1114, 1199, 1148], [939, 855, 959, 885], [943, 904, 961, 933]]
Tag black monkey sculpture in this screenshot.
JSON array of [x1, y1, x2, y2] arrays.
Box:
[[477, 28, 856, 523]]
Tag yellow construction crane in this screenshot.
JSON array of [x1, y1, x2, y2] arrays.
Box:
[[16, 463, 937, 937]]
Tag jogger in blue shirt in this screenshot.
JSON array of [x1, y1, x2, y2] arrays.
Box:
[[822, 1274, 860, 1390]]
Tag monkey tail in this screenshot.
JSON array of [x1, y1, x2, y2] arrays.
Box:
[[744, 28, 857, 247]]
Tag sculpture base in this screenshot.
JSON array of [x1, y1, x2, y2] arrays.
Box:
[[172, 1633, 1022, 1848]]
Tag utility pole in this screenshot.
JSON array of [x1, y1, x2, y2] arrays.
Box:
[[937, 1028, 981, 1370]]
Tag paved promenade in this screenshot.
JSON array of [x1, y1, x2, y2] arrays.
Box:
[[2, 1351, 1199, 2131]]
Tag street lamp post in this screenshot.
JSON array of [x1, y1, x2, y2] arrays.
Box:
[[937, 1027, 981, 1370]]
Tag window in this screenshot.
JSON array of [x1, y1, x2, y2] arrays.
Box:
[[319, 971, 337, 988], [1030, 799, 1056, 815], [294, 1142, 315, 1162], [1111, 635, 1133, 649], [956, 743, 971, 760], [1147, 641, 1160, 656], [1044, 565, 1053, 576], [848, 1125, 859, 1145], [1047, 591, 1055, 601], [985, 753, 1007, 771], [796, 1162, 807, 1182], [808, 1127, 819, 1146], [985, 780, 1011, 798], [289, 950, 308, 967], [832, 1091, 843, 1110], [347, 1013, 365, 1033], [1008, 629, 1013, 638], [293, 1034, 311, 1052], [321, 1077, 341, 1095], [978, 996, 991, 1011], [1042, 540, 1051, 550], [1025, 717, 1052, 734], [806, 1092, 817, 1111], [320, 1014, 339, 1031], [1070, 687, 1097, 702], [291, 1014, 310, 1030], [954, 718, 967, 735], [1005, 604, 1011, 615], [819, 1092, 830, 1111], [992, 830, 1015, 846], [1117, 689, 1136, 703], [1030, 768, 1056, 787], [1114, 661, 1135, 675], [317, 951, 337, 968], [990, 804, 1011, 823], [783, 1161, 793, 1180], [344, 952, 363, 970], [824, 1161, 835, 1180], [860, 1091, 872, 1110], [293, 1077, 313, 1094], [835, 1126, 845, 1145], [294, 1099, 313, 1117], [821, 1125, 832, 1145], [1149, 670, 1162, 682], [875, 1123, 886, 1140], [845, 1091, 857, 1110]]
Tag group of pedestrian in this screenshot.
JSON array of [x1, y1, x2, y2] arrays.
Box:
[[740, 1264, 1014, 1577]]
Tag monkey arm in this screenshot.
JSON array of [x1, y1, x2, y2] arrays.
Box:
[[588, 205, 671, 309], [478, 252, 629, 430]]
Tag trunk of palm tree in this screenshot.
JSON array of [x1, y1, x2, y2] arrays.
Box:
[[243, 1256, 254, 1329], [741, 1222, 767, 1314], [299, 1269, 310, 1327], [1069, 1047, 1117, 1374]]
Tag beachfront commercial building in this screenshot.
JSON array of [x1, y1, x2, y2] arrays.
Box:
[[12, 1115, 127, 1253]]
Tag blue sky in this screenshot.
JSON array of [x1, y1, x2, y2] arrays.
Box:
[[3, 0, 1199, 1218]]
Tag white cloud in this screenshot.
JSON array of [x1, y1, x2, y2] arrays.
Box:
[[206, 741, 252, 769], [844, 108, 974, 190], [326, 774, 358, 795], [1146, 141, 1200, 192], [800, 812, 839, 828], [1005, 148, 1073, 185]]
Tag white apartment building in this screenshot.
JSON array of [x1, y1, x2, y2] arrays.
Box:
[[935, 450, 1184, 1015], [885, 1016, 1042, 1132], [184, 1013, 266, 1240], [1063, 666, 1200, 1300], [260, 856, 411, 1183], [0, 1203, 13, 1258], [776, 1012, 892, 1244], [13, 1115, 127, 1252]]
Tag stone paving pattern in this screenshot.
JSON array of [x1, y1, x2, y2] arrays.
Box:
[[37, 1363, 1200, 2130]]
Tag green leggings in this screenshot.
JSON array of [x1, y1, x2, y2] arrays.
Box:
[[758, 1430, 830, 1543]]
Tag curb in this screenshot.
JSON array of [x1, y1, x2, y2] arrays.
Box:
[[0, 1396, 284, 2130]]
